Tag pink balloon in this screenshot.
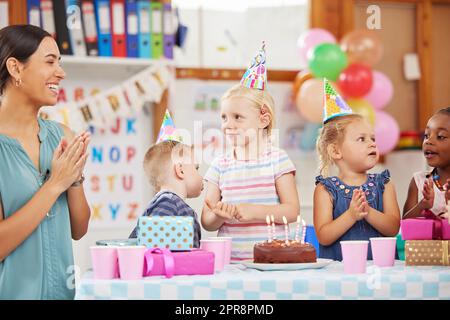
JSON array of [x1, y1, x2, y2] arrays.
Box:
[[375, 111, 400, 155], [297, 28, 336, 66], [364, 71, 393, 110]]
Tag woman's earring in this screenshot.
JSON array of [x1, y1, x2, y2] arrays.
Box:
[[15, 78, 22, 87]]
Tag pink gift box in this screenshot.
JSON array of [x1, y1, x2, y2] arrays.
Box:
[[401, 211, 450, 240], [144, 248, 215, 277]]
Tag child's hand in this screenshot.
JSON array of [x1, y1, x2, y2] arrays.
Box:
[[444, 179, 450, 204], [349, 189, 369, 222], [204, 199, 236, 220], [234, 203, 257, 222], [421, 177, 435, 210]]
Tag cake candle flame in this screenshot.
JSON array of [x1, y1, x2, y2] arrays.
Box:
[[266, 215, 272, 243], [295, 215, 301, 242], [271, 214, 276, 240], [282, 216, 289, 246]]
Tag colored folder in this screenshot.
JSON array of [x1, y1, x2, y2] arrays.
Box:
[[150, 1, 163, 59], [52, 0, 73, 55], [125, 0, 139, 57], [162, 2, 174, 59], [110, 0, 127, 57], [27, 0, 42, 27], [81, 0, 99, 56], [40, 0, 56, 38], [94, 0, 112, 56], [66, 0, 87, 56], [137, 0, 151, 58]]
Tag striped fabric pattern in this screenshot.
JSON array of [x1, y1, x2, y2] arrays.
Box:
[[204, 146, 296, 260]]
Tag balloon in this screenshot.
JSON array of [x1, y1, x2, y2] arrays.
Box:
[[307, 43, 348, 81], [337, 63, 373, 98], [340, 30, 383, 66], [364, 71, 393, 110], [347, 99, 375, 126], [374, 111, 400, 155], [300, 122, 322, 151], [296, 78, 324, 123], [292, 70, 314, 101], [297, 28, 336, 66]]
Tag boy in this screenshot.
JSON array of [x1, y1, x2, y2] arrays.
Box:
[[129, 140, 203, 247]]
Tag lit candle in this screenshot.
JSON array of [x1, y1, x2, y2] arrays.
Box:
[[295, 215, 301, 242], [282, 216, 289, 245], [301, 219, 307, 244], [271, 214, 276, 240], [266, 215, 272, 243]]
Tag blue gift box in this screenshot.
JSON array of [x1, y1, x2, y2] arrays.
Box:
[[137, 216, 194, 251]]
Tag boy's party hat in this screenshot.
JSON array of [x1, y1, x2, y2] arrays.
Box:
[[240, 41, 267, 90], [323, 78, 353, 123], [156, 109, 183, 143]]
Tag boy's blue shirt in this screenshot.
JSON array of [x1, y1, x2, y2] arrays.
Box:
[[129, 190, 201, 247]]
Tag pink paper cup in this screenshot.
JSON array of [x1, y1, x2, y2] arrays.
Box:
[[90, 246, 119, 279], [208, 237, 232, 265], [200, 239, 226, 271], [370, 237, 396, 267], [340, 240, 369, 274], [117, 246, 147, 280]]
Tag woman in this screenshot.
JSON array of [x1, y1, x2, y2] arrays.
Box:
[[0, 25, 91, 299]]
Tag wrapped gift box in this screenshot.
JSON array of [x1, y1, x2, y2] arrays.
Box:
[[401, 211, 450, 240], [405, 240, 450, 266], [145, 249, 215, 277], [137, 216, 194, 251]]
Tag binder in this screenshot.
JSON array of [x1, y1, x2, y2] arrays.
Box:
[[137, 0, 151, 58], [27, 0, 42, 27], [125, 0, 138, 58], [81, 0, 99, 56], [94, 0, 112, 56], [40, 0, 56, 38], [66, 0, 87, 56], [150, 1, 163, 59], [162, 2, 175, 59], [52, 0, 73, 55], [0, 1, 8, 30], [110, 0, 126, 57]]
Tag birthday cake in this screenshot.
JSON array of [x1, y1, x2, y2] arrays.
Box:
[[253, 239, 317, 264]]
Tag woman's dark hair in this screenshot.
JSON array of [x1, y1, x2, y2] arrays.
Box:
[[0, 25, 51, 95], [436, 106, 450, 115]]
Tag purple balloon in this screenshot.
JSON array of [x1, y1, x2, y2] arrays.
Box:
[[364, 71, 393, 110], [375, 111, 400, 155], [297, 28, 336, 66]]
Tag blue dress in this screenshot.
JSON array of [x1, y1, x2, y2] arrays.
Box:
[[315, 170, 393, 261], [0, 118, 75, 299]]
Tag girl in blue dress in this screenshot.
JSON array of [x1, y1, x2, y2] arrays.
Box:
[[0, 25, 91, 299], [313, 82, 400, 261]]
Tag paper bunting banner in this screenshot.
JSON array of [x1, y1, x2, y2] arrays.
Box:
[[38, 64, 172, 133]]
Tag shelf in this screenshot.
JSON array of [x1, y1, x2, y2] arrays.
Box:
[[59, 55, 175, 79]]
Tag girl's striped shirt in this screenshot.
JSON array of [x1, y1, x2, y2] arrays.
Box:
[[204, 146, 296, 260]]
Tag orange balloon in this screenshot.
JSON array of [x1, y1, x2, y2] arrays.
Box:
[[296, 78, 344, 123], [340, 30, 383, 66], [296, 78, 324, 123], [292, 70, 313, 101]]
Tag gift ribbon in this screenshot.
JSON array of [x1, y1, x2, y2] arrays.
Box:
[[442, 241, 449, 266], [144, 248, 175, 279], [422, 210, 444, 240]]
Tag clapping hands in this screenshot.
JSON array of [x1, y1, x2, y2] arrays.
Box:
[[349, 188, 369, 221], [204, 200, 256, 222]]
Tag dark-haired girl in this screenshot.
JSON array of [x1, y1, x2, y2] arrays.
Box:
[[403, 107, 450, 219]]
